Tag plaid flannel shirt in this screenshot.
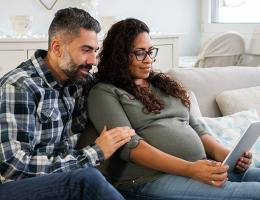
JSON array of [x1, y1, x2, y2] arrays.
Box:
[[0, 50, 104, 184]]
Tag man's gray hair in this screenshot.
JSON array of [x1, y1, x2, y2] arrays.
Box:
[[48, 7, 101, 48]]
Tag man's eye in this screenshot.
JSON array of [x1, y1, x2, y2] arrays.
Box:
[[82, 49, 90, 52]]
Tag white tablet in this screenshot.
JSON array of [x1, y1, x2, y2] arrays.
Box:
[[222, 121, 260, 172]]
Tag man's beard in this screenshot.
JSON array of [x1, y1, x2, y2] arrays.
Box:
[[63, 63, 93, 85], [60, 52, 93, 85]]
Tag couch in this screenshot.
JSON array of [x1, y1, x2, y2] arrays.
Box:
[[169, 66, 260, 117]]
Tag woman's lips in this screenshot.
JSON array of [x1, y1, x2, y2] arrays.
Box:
[[140, 67, 151, 71]]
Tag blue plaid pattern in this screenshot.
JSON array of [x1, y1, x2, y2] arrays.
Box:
[[0, 50, 104, 184]]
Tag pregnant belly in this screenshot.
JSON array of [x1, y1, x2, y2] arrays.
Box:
[[138, 120, 207, 161]]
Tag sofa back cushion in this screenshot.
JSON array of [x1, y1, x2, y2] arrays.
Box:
[[216, 86, 260, 116], [168, 67, 260, 117]]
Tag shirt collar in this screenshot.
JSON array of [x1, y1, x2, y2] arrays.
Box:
[[31, 49, 62, 89], [31, 49, 93, 94]]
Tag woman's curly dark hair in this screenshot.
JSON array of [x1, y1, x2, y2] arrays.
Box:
[[97, 18, 190, 113]]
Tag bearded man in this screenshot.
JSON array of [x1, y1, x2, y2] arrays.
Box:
[[0, 7, 135, 200]]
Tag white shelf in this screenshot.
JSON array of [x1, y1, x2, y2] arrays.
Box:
[[0, 34, 180, 76]]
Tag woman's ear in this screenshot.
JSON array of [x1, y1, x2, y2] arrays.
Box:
[[129, 54, 134, 64]]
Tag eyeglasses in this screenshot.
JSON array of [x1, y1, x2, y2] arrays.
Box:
[[131, 48, 158, 61]]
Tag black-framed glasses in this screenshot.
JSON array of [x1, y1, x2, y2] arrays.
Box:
[[131, 48, 159, 61]]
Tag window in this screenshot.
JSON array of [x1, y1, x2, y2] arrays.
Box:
[[212, 0, 260, 23]]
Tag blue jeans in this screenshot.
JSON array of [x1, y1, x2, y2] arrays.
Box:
[[120, 167, 260, 200], [0, 168, 124, 200]]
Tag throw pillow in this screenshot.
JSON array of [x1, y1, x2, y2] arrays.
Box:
[[216, 86, 260, 116], [197, 108, 260, 167], [188, 90, 202, 118]]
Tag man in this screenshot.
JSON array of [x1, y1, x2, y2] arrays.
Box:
[[0, 7, 135, 200]]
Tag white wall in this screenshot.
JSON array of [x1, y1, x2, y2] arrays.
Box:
[[0, 0, 75, 36], [0, 0, 201, 56], [99, 0, 201, 56]]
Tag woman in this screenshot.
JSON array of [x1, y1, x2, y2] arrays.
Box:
[[88, 18, 260, 199]]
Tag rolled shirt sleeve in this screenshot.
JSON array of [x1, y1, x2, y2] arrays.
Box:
[[87, 84, 143, 162], [189, 112, 207, 136]]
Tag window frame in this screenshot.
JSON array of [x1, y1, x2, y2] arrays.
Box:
[[202, 0, 259, 35], [211, 0, 260, 24]]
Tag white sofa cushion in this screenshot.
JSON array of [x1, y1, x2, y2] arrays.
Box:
[[216, 86, 260, 115], [198, 108, 260, 167], [188, 90, 202, 118]]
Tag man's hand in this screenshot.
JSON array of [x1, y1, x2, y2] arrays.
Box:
[[187, 160, 229, 187], [235, 151, 252, 172], [95, 126, 135, 159]]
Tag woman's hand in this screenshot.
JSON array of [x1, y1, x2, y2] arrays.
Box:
[[187, 160, 229, 187], [235, 151, 252, 172]]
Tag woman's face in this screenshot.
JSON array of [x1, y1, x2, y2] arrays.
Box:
[[129, 32, 157, 82]]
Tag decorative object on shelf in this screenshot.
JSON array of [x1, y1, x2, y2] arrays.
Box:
[[10, 15, 32, 36], [39, 0, 58, 10]]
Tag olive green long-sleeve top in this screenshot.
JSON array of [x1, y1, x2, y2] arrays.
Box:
[[88, 83, 207, 188]]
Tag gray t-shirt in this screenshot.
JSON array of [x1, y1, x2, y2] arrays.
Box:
[[88, 83, 207, 187]]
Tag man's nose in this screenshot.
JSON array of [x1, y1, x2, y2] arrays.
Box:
[[86, 52, 98, 66]]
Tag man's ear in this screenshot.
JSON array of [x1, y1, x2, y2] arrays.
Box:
[[50, 38, 62, 57]]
